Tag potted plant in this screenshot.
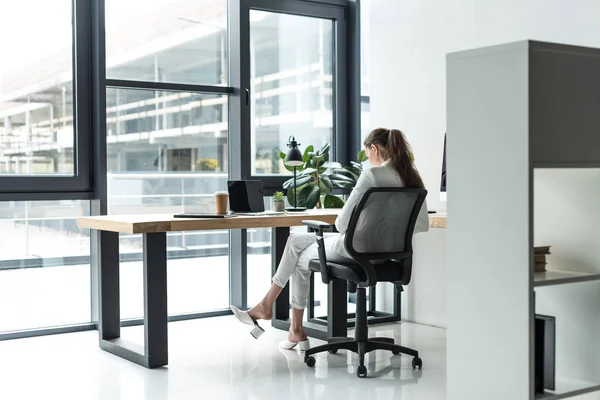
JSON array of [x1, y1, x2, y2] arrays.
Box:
[[272, 191, 285, 212], [280, 143, 368, 209]]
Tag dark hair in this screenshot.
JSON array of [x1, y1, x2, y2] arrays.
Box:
[[363, 128, 425, 189]]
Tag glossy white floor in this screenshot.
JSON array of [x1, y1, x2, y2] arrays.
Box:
[[0, 317, 446, 400]]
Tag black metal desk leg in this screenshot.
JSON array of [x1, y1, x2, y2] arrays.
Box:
[[98, 231, 120, 341], [143, 232, 168, 368], [272, 226, 290, 322], [98, 231, 168, 368]]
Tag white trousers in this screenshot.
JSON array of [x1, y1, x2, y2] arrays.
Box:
[[272, 232, 353, 310]]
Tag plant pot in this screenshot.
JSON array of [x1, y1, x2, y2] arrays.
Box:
[[272, 201, 285, 212]]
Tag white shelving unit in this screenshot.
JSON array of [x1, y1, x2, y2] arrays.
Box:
[[447, 41, 600, 400]]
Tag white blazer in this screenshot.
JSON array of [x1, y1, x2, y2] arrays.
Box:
[[327, 161, 429, 259]]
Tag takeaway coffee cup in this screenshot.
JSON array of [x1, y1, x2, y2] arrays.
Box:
[[215, 191, 229, 214]]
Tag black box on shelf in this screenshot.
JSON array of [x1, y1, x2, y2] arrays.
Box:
[[535, 314, 556, 394]]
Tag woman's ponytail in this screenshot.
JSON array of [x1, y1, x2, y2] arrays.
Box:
[[364, 128, 425, 189]]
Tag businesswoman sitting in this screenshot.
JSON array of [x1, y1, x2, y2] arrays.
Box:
[[231, 128, 430, 350]]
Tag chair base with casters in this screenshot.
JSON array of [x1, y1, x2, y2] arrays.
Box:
[[304, 281, 422, 378], [301, 187, 428, 378]]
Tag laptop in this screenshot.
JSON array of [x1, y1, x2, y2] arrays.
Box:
[[174, 181, 284, 218], [227, 180, 284, 215]]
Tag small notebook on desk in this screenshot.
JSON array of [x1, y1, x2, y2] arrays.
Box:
[[174, 213, 235, 219]]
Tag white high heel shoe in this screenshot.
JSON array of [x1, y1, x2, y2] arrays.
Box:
[[278, 339, 311, 351], [230, 306, 265, 339]]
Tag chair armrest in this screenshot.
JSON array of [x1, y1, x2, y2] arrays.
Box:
[[301, 220, 334, 284], [302, 220, 334, 232]]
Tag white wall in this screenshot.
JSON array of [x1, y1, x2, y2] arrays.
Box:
[[370, 0, 600, 328]]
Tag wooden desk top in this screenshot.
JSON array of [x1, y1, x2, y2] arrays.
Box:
[[78, 210, 447, 234], [430, 214, 447, 229], [78, 209, 340, 234]]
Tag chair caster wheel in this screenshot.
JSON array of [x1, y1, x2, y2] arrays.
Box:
[[356, 365, 368, 378], [412, 357, 423, 369], [392, 348, 400, 355], [328, 349, 338, 354], [305, 356, 316, 368]]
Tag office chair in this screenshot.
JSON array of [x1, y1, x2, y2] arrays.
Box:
[[301, 187, 427, 378]]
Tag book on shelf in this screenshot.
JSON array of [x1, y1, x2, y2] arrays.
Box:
[[534, 246, 551, 272], [535, 246, 551, 255]]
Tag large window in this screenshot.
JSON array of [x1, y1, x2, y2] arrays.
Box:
[[0, 0, 356, 338], [0, 0, 74, 176], [249, 10, 335, 175]]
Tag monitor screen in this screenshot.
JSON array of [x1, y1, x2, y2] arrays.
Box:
[[440, 133, 446, 192]]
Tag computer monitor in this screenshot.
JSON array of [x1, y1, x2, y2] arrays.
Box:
[[440, 133, 447, 202]]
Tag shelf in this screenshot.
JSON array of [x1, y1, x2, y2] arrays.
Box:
[[536, 377, 600, 399], [534, 270, 600, 287]]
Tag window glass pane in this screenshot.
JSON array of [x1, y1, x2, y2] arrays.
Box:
[[0, 1, 74, 176], [250, 11, 334, 175], [105, 0, 228, 86], [0, 200, 91, 332], [247, 227, 271, 307], [106, 88, 229, 317], [361, 101, 371, 143], [361, 0, 370, 96]]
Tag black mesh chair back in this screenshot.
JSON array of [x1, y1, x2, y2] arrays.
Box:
[[345, 187, 427, 263]]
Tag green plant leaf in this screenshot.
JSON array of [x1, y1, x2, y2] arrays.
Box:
[[319, 175, 333, 193], [297, 185, 320, 209], [345, 165, 362, 178], [333, 168, 357, 181], [331, 180, 355, 189], [323, 161, 343, 169], [357, 149, 367, 162], [317, 143, 331, 156], [283, 177, 294, 189], [287, 187, 297, 206], [302, 145, 314, 163], [350, 161, 363, 169], [299, 167, 317, 175], [282, 174, 312, 190], [312, 154, 325, 163], [287, 182, 310, 206], [280, 151, 286, 160], [330, 173, 355, 182], [323, 194, 345, 208]]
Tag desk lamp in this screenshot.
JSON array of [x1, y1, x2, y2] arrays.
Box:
[[284, 136, 306, 211]]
